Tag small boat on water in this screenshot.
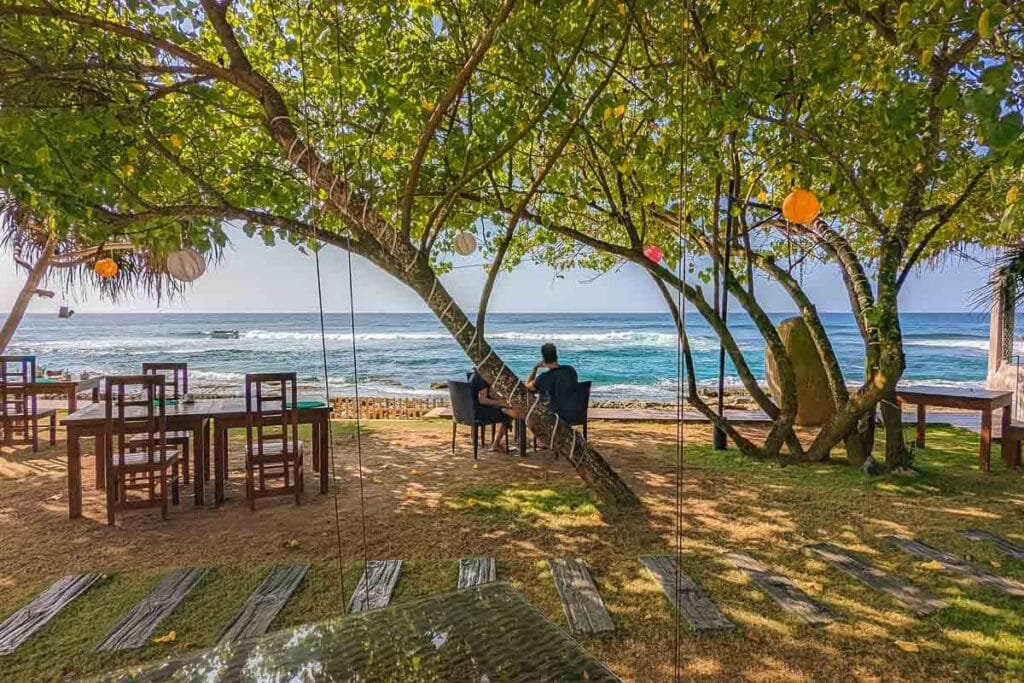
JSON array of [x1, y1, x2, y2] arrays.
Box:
[[210, 330, 240, 339]]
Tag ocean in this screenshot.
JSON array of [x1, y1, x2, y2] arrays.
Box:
[[5, 312, 1004, 401]]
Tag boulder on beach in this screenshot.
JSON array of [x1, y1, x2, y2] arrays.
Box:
[[765, 316, 835, 427]]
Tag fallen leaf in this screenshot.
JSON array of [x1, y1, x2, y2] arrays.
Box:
[[465, 498, 478, 507], [284, 539, 300, 549], [152, 631, 177, 644], [919, 560, 944, 571], [895, 640, 918, 653]]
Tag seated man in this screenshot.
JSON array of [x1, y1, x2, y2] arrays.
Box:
[[469, 368, 512, 452], [525, 343, 578, 444]]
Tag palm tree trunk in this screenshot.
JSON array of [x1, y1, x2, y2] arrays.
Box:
[[0, 240, 54, 354]]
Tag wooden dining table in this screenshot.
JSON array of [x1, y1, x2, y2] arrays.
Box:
[[60, 398, 332, 519], [26, 375, 104, 412], [895, 386, 1014, 472]]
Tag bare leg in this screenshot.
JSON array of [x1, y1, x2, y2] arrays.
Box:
[[491, 423, 509, 452]]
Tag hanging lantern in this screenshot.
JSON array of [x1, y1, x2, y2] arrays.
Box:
[[453, 231, 477, 256], [94, 258, 118, 279], [643, 244, 664, 264], [166, 248, 207, 282], [781, 188, 821, 224]]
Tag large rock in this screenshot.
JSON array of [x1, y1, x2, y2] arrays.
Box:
[[765, 316, 836, 427]]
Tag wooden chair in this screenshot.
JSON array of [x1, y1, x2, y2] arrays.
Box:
[[132, 363, 193, 484], [244, 373, 303, 509], [104, 375, 180, 525], [0, 355, 57, 451]]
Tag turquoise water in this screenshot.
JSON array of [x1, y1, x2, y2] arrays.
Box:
[[6, 312, 998, 400]]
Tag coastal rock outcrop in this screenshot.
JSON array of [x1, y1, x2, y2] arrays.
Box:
[[765, 316, 835, 427]]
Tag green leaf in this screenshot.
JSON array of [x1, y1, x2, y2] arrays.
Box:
[[935, 83, 958, 109], [978, 9, 992, 39], [985, 114, 1023, 150]]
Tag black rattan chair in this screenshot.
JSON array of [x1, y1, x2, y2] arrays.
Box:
[[448, 380, 509, 460], [535, 381, 591, 454]]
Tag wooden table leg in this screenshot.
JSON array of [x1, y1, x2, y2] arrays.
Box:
[[214, 424, 226, 505], [916, 404, 926, 448], [95, 431, 106, 490], [311, 422, 320, 473], [319, 415, 329, 494], [67, 388, 77, 413], [980, 409, 993, 473], [67, 426, 82, 519], [193, 418, 206, 506], [1001, 405, 1013, 467], [92, 387, 100, 403]]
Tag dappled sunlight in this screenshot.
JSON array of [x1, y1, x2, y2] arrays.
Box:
[[1, 419, 1023, 680]]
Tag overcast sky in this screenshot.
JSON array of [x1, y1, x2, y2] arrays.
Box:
[[0, 227, 993, 315]]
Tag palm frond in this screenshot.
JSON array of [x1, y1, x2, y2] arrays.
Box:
[[1, 190, 208, 304], [969, 244, 1024, 311]]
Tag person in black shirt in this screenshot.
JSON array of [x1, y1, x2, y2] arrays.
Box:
[[525, 343, 578, 447], [469, 369, 512, 452]]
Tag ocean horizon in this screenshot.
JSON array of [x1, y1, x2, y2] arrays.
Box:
[[6, 311, 1010, 401]]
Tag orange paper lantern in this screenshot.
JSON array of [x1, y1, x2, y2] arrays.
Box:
[[94, 258, 118, 279], [782, 188, 821, 224]]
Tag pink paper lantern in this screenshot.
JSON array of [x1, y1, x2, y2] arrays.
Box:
[[643, 244, 663, 264]]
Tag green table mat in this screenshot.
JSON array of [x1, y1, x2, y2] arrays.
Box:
[[289, 400, 327, 409]]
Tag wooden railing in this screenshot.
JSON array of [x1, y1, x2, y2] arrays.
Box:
[[330, 396, 447, 420]]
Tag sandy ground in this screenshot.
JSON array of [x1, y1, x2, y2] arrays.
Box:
[[1, 418, 1022, 681]]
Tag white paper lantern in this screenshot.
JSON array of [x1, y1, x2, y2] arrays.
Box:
[[453, 231, 477, 256], [166, 248, 207, 282]]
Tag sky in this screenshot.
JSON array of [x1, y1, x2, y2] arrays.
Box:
[[0, 226, 995, 315]]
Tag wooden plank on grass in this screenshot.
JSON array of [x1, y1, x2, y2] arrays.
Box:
[[548, 559, 614, 635], [458, 557, 496, 590], [639, 556, 733, 631], [806, 543, 946, 615], [0, 573, 103, 655], [348, 560, 402, 613], [96, 568, 206, 651], [725, 551, 835, 625], [960, 529, 1024, 560], [218, 563, 309, 645], [886, 535, 1024, 597]]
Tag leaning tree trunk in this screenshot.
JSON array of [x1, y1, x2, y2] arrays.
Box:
[[347, 237, 641, 508], [0, 240, 53, 354]]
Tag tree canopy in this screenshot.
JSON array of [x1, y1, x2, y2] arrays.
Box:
[[0, 0, 1021, 474]]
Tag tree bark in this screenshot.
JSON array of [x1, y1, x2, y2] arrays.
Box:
[[0, 239, 54, 354], [880, 386, 912, 469]]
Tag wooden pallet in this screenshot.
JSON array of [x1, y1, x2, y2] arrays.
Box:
[[725, 552, 835, 625], [219, 564, 309, 645], [639, 556, 733, 631], [0, 573, 103, 655], [96, 568, 207, 651], [348, 560, 403, 613], [458, 557, 496, 590], [548, 559, 614, 635], [806, 543, 946, 615], [886, 536, 1024, 597], [960, 529, 1024, 560]]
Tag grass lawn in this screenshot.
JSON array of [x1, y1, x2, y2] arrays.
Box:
[[0, 420, 1022, 681]]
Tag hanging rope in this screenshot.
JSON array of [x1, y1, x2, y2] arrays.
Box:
[[293, 0, 372, 610], [674, 3, 692, 681]]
